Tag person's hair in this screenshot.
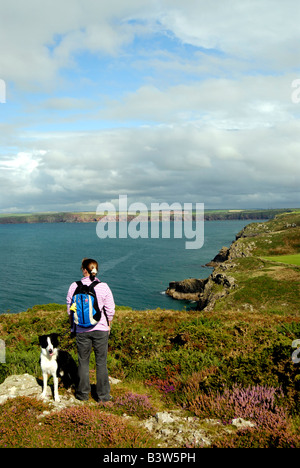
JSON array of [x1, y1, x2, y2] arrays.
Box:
[[81, 258, 98, 280]]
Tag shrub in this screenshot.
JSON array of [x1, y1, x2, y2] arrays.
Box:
[[218, 350, 280, 389], [178, 367, 220, 406], [0, 397, 50, 448], [41, 406, 155, 448], [111, 391, 157, 419], [145, 365, 182, 397], [190, 385, 287, 428], [211, 426, 300, 448], [0, 397, 156, 448], [130, 348, 220, 382]]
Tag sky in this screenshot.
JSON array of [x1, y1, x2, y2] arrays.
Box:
[[0, 0, 300, 213]]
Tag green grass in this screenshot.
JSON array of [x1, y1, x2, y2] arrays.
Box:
[[262, 254, 300, 266]]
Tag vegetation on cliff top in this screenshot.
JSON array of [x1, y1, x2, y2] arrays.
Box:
[[0, 210, 300, 448]]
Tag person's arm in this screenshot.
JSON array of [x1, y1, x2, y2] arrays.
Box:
[[103, 285, 115, 331], [66, 282, 77, 331]]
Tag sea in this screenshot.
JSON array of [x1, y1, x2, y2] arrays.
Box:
[[0, 219, 257, 314]]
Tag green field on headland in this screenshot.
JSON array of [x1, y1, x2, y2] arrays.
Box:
[[0, 210, 300, 448], [262, 254, 300, 266]]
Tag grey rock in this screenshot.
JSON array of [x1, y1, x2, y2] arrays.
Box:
[[0, 373, 43, 404], [231, 417, 256, 429]]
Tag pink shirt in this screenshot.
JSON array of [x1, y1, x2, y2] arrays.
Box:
[[66, 276, 115, 333]]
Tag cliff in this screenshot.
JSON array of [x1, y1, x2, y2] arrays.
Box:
[[166, 210, 300, 312], [0, 208, 292, 224]]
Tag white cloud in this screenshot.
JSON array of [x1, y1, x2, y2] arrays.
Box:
[[0, 1, 299, 211], [157, 0, 300, 69], [95, 73, 296, 131], [1, 0, 299, 88], [1, 116, 299, 212], [0, 0, 154, 88]]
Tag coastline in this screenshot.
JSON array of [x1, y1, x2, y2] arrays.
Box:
[[166, 210, 300, 311], [0, 208, 293, 224]]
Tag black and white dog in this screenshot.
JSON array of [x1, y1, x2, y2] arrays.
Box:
[[39, 333, 78, 402]]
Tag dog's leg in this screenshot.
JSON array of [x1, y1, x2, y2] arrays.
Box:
[[41, 372, 48, 399], [53, 373, 60, 402]]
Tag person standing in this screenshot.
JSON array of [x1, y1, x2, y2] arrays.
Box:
[[66, 258, 115, 402]]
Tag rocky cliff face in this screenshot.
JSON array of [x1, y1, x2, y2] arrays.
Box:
[[166, 278, 208, 302], [166, 268, 237, 312], [165, 223, 258, 310]]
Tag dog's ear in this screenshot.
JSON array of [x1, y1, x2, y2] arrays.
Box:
[[50, 333, 59, 347], [39, 335, 46, 346]]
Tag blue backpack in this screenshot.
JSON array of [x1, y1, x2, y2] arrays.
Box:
[[71, 280, 109, 328]]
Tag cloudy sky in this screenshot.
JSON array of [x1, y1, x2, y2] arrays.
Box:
[[0, 0, 300, 213]]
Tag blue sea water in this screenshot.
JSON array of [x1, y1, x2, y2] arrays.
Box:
[[0, 220, 256, 314]]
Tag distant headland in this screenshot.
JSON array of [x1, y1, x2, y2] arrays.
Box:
[[0, 208, 294, 224]]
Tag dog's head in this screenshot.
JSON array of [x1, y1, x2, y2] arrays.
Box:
[[39, 333, 59, 358]]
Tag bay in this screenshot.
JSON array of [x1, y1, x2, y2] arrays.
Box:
[[0, 219, 255, 314]]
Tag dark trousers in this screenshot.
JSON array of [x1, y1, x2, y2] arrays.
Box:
[[76, 330, 110, 401]]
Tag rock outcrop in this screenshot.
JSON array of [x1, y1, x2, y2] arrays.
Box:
[[166, 270, 237, 311], [197, 271, 237, 311], [205, 246, 230, 267], [166, 230, 251, 310], [0, 373, 81, 410], [139, 411, 256, 447], [0, 373, 121, 409], [140, 410, 213, 447], [0, 374, 42, 405], [166, 278, 208, 301]]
